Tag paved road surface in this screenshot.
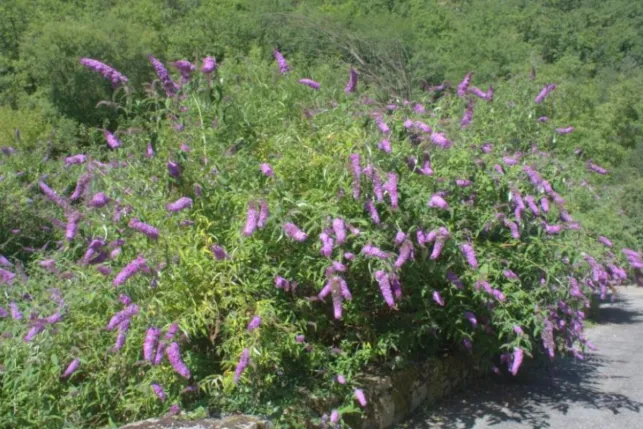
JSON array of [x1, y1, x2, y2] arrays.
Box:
[[399, 287, 643, 429]]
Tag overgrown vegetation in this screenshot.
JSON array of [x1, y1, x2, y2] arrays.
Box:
[[1, 1, 642, 428]]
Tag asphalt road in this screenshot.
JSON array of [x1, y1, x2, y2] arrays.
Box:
[[399, 287, 643, 429]]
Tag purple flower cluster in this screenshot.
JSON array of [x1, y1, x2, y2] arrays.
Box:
[[299, 79, 320, 90], [234, 348, 250, 383], [535, 83, 556, 103], [283, 222, 308, 241], [345, 67, 358, 93], [166, 342, 191, 379], [457, 72, 473, 97], [104, 130, 121, 149], [166, 197, 193, 213], [273, 50, 289, 74], [79, 58, 128, 87], [113, 255, 147, 287], [128, 219, 159, 240], [201, 56, 217, 74]]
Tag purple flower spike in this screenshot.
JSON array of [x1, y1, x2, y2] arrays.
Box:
[[247, 316, 262, 332], [457, 72, 473, 97], [65, 212, 82, 242], [377, 120, 390, 134], [299, 79, 320, 90], [378, 139, 392, 153], [106, 304, 140, 330], [10, 302, 23, 320], [283, 223, 307, 242], [320, 232, 334, 258], [149, 56, 178, 97], [243, 202, 259, 236], [375, 271, 395, 308], [587, 161, 608, 175], [201, 56, 217, 74], [461, 243, 478, 269], [61, 358, 80, 378], [273, 50, 289, 74], [166, 342, 191, 379], [544, 223, 563, 235], [362, 244, 390, 259], [430, 132, 452, 149], [344, 67, 358, 93], [433, 290, 445, 306], [260, 163, 274, 177], [173, 60, 196, 81], [128, 219, 159, 240], [0, 255, 11, 267], [394, 240, 414, 269], [456, 179, 472, 187], [0, 268, 16, 285], [598, 236, 613, 247], [258, 200, 269, 229], [461, 98, 474, 128], [89, 192, 110, 208], [79, 58, 128, 87], [540, 197, 550, 213], [151, 383, 167, 402], [464, 311, 477, 328], [296, 335, 305, 343], [330, 410, 340, 424], [447, 271, 464, 289], [104, 130, 121, 149], [525, 195, 540, 216], [113, 319, 130, 351], [332, 218, 346, 245], [535, 83, 556, 104], [70, 173, 92, 201], [538, 116, 549, 122], [146, 142, 155, 158], [144, 327, 161, 362], [39, 181, 70, 211], [211, 245, 228, 261], [555, 126, 574, 135], [504, 270, 519, 281], [24, 325, 45, 342], [468, 86, 487, 100], [65, 154, 86, 167], [365, 200, 380, 224], [354, 389, 367, 407], [113, 255, 146, 287], [481, 143, 493, 153], [430, 229, 449, 260], [167, 161, 181, 178], [510, 347, 524, 375], [234, 348, 250, 384], [428, 194, 449, 210], [166, 197, 193, 213], [383, 173, 399, 208]]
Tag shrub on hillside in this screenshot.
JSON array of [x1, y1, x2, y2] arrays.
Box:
[[0, 53, 638, 428]]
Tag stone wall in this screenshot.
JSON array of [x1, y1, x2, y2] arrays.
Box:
[[120, 354, 483, 429], [345, 355, 484, 428]]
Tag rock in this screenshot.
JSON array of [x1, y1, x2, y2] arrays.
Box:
[[119, 416, 269, 429]]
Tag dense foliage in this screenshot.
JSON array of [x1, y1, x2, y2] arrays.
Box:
[[1, 1, 642, 428]]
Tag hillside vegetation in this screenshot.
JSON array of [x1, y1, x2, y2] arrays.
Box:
[[1, 1, 642, 428]]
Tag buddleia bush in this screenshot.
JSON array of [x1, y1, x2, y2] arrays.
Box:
[[0, 51, 639, 429]]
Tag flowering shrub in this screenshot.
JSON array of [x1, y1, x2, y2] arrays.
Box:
[[0, 51, 639, 428]]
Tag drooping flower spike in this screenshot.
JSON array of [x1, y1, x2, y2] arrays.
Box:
[[79, 58, 128, 87]]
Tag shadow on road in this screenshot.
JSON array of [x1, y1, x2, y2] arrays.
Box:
[[402, 355, 642, 429], [591, 291, 643, 325]]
